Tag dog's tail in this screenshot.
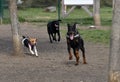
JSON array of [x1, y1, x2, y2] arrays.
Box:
[[58, 19, 62, 22], [22, 36, 26, 39]]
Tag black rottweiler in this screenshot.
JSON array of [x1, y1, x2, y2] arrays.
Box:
[[66, 23, 87, 65], [47, 20, 61, 43]]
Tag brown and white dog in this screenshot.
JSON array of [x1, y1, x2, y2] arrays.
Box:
[[22, 36, 38, 57]]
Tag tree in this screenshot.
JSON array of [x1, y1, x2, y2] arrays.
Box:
[[109, 0, 120, 82], [9, 0, 23, 56], [93, 0, 101, 27]]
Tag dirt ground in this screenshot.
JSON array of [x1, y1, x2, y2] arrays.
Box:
[[0, 23, 109, 82]]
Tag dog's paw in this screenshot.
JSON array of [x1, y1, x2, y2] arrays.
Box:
[[36, 55, 38, 57], [35, 54, 38, 57], [75, 63, 79, 66], [83, 62, 87, 64], [50, 40, 53, 43], [58, 39, 60, 42], [69, 56, 73, 60]]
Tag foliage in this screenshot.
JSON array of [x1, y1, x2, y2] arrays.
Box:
[[101, 0, 112, 7]]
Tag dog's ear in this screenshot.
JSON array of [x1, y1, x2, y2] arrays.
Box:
[[73, 23, 77, 31], [27, 36, 29, 38], [73, 23, 76, 28], [35, 38, 37, 42], [67, 24, 71, 31]]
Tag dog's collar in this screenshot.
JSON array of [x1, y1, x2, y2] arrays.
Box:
[[66, 34, 80, 38], [74, 34, 80, 38]]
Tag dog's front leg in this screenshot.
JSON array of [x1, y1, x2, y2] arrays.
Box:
[[74, 49, 79, 65], [28, 44, 35, 55], [68, 48, 72, 60], [67, 40, 72, 60], [80, 47, 87, 64], [49, 34, 53, 43], [57, 32, 60, 41], [53, 33, 57, 41], [34, 46, 38, 57]]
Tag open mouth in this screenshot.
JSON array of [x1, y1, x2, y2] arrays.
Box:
[[55, 24, 58, 27], [70, 34, 74, 40]]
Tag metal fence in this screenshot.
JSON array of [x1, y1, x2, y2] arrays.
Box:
[[0, 0, 9, 24]]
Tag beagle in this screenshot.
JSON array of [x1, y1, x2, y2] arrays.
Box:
[[22, 36, 38, 57]]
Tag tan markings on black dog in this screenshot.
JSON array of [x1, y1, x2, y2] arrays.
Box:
[[69, 49, 73, 60], [75, 50, 79, 65], [66, 23, 87, 65]]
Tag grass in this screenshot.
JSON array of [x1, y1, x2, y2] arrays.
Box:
[[16, 7, 112, 26], [79, 29, 110, 44], [18, 8, 58, 22], [3, 7, 112, 26], [100, 7, 112, 26]]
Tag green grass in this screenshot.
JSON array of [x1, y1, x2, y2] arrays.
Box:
[[100, 7, 112, 26], [17, 7, 112, 26], [79, 29, 110, 44], [18, 8, 58, 22], [3, 7, 112, 25]]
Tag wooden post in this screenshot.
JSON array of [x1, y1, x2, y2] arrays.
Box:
[[9, 0, 23, 56], [93, 0, 101, 27], [109, 0, 120, 82], [61, 0, 66, 17]]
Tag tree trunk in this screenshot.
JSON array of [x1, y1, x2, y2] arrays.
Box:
[[93, 0, 101, 27], [109, 0, 120, 82], [9, 0, 23, 56]]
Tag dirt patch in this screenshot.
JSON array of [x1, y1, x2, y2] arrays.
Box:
[[0, 23, 109, 82]]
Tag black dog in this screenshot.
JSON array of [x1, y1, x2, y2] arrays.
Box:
[[47, 20, 61, 43], [66, 23, 87, 65]]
